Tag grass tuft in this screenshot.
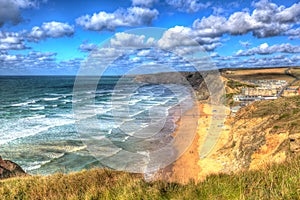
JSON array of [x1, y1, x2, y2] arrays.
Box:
[[0, 156, 300, 199]]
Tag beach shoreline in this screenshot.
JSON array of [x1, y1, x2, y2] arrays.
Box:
[[157, 100, 230, 184], [157, 100, 202, 183]]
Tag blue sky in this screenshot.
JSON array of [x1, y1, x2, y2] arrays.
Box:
[[0, 0, 300, 75]]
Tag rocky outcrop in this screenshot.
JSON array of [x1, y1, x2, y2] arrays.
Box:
[[205, 96, 300, 174], [0, 156, 27, 179]]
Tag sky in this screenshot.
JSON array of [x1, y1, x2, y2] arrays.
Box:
[[0, 0, 300, 75]]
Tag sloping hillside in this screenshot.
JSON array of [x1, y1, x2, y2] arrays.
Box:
[[201, 95, 300, 175]]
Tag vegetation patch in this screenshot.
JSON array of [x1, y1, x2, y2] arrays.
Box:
[[0, 156, 299, 200], [227, 80, 256, 89]]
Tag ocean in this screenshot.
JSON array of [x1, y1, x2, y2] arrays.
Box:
[[0, 76, 194, 174]]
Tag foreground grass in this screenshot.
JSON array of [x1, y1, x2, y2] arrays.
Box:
[[0, 156, 300, 200]]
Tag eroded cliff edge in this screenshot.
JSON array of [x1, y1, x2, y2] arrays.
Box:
[[200, 95, 300, 178]]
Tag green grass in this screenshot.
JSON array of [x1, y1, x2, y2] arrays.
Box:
[[227, 80, 256, 89], [0, 156, 300, 200], [222, 93, 237, 106], [241, 95, 300, 134]]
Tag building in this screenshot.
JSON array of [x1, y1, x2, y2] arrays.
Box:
[[282, 86, 300, 97], [233, 80, 284, 104]]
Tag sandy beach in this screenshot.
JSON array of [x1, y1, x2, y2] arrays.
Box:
[[159, 101, 230, 184]]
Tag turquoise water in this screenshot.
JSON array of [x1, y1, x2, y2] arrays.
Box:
[[0, 76, 193, 174]]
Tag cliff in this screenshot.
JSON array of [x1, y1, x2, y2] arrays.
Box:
[[0, 156, 27, 179], [135, 70, 300, 182], [199, 95, 300, 178]]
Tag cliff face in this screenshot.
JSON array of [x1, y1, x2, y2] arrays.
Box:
[[0, 156, 27, 179], [201, 95, 300, 176]]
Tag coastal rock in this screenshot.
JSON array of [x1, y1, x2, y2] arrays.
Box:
[[207, 96, 300, 173], [0, 156, 27, 179]]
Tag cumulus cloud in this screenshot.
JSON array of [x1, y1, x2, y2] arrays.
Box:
[[291, 55, 300, 62], [28, 51, 57, 61], [110, 32, 155, 48], [158, 26, 194, 49], [213, 54, 299, 69], [76, 7, 158, 31], [0, 53, 18, 62], [192, 0, 300, 38], [0, 50, 82, 75], [210, 52, 219, 58], [236, 43, 300, 56], [132, 0, 158, 7], [0, 0, 38, 27], [286, 28, 300, 39], [27, 21, 74, 42], [79, 42, 98, 52], [192, 15, 227, 37], [275, 2, 300, 23], [0, 31, 29, 50], [166, 0, 211, 13], [192, 11, 261, 36], [157, 26, 222, 52]]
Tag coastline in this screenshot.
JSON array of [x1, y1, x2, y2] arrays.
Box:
[[159, 101, 230, 183], [158, 101, 201, 183]]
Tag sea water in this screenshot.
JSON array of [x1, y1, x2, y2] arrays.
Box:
[[0, 76, 193, 174]]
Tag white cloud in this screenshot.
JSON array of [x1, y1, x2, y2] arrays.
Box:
[[157, 26, 222, 52], [27, 21, 75, 42], [79, 43, 98, 52], [202, 42, 222, 51], [210, 52, 219, 57], [0, 54, 18, 61], [157, 26, 195, 49], [0, 50, 82, 75], [110, 32, 155, 48], [90, 48, 126, 59], [214, 54, 299, 69], [76, 7, 158, 31], [212, 7, 225, 15], [236, 43, 300, 56], [132, 0, 158, 7], [192, 15, 227, 37], [275, 2, 300, 23], [192, 0, 300, 38], [0, 31, 29, 50], [291, 55, 300, 61], [137, 49, 151, 56], [166, 0, 211, 13], [286, 27, 300, 39], [193, 11, 262, 36], [226, 12, 262, 35], [41, 22, 74, 38], [27, 21, 74, 41]]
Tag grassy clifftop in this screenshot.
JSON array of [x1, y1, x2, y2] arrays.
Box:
[[0, 156, 299, 200]]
